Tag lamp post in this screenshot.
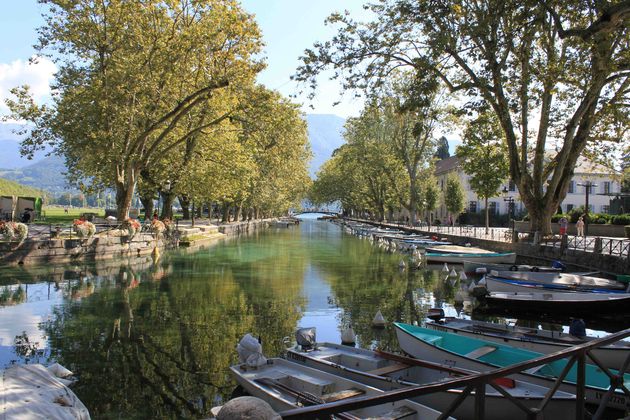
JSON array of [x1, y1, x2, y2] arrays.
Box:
[[576, 181, 597, 236], [502, 186, 515, 241]]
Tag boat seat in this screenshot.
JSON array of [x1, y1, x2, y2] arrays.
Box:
[[322, 388, 365, 402], [524, 364, 546, 375], [366, 362, 410, 376], [464, 346, 497, 359], [375, 405, 417, 420]]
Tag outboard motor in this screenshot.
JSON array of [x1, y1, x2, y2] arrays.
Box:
[[296, 327, 316, 351], [569, 318, 586, 338], [427, 308, 445, 322]]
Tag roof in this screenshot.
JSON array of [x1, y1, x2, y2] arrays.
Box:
[[434, 156, 460, 175]]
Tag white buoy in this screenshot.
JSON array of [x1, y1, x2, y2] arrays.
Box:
[[449, 268, 457, 277], [398, 259, 406, 269], [454, 289, 466, 303], [468, 281, 476, 292], [372, 310, 386, 328], [442, 263, 449, 272], [449, 277, 457, 287], [479, 276, 487, 286], [459, 270, 468, 280], [341, 326, 356, 345]]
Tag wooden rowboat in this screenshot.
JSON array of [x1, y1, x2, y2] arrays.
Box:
[[426, 317, 630, 370], [394, 322, 630, 410], [285, 342, 576, 420], [230, 358, 446, 419]]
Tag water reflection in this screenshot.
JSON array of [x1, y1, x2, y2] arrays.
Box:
[[0, 218, 622, 418]]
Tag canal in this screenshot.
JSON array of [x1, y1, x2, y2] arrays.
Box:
[[0, 215, 621, 418]]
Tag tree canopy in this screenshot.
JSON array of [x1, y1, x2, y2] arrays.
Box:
[[7, 0, 310, 220], [296, 0, 630, 234]]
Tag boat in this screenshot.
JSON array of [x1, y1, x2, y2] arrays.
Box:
[[426, 317, 630, 370], [425, 245, 496, 254], [462, 260, 562, 274], [488, 271, 627, 291], [229, 357, 446, 419], [285, 342, 576, 420], [426, 251, 516, 264], [394, 322, 630, 410], [482, 290, 630, 315], [483, 274, 629, 295]]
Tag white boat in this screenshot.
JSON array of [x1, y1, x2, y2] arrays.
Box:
[[394, 322, 630, 410], [425, 245, 496, 254], [488, 271, 627, 291], [483, 274, 628, 296], [229, 358, 446, 419], [286, 342, 576, 420], [426, 317, 630, 370], [426, 251, 516, 264], [462, 260, 562, 274]]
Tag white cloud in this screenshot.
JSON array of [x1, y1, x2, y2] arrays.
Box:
[[0, 56, 56, 119]]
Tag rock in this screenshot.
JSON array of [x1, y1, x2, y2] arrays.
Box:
[[216, 396, 280, 420]]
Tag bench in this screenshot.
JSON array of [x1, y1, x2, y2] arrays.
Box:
[[366, 362, 410, 376], [464, 346, 497, 360]]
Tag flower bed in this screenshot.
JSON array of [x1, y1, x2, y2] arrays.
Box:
[[0, 221, 28, 243], [73, 220, 96, 238], [121, 218, 141, 238]]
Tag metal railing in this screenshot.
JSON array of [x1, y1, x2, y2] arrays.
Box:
[[280, 328, 630, 419]]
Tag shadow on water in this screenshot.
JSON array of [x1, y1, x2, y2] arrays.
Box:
[[0, 218, 625, 418]]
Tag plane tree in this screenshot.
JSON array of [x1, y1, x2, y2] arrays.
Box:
[[296, 0, 630, 234], [7, 0, 263, 219]]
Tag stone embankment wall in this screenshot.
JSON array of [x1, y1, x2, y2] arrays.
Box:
[[0, 219, 275, 266], [0, 233, 170, 266]]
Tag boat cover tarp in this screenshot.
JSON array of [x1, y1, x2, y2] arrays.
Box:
[[0, 364, 90, 419]]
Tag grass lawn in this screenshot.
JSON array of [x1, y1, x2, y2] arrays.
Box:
[[36, 206, 105, 225]]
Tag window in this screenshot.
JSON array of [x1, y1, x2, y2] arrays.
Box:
[[566, 204, 574, 212], [508, 180, 516, 192], [601, 205, 610, 214], [469, 201, 477, 213], [568, 181, 575, 194], [602, 181, 611, 194], [488, 202, 497, 215]]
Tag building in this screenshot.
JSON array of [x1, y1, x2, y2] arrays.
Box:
[[433, 155, 620, 221]]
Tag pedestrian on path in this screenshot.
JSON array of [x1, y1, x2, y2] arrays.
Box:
[[559, 216, 568, 236], [576, 215, 585, 237]]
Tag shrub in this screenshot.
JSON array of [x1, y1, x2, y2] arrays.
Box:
[[73, 220, 96, 238], [612, 214, 630, 225], [0, 221, 28, 242], [550, 214, 567, 223]]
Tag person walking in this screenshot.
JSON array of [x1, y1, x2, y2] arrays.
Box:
[[576, 215, 585, 237], [559, 216, 568, 236]]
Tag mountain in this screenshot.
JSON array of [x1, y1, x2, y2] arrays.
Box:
[[0, 123, 53, 169], [305, 114, 346, 177], [0, 155, 70, 192]]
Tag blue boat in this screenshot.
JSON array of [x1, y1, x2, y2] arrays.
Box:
[[394, 322, 630, 410]]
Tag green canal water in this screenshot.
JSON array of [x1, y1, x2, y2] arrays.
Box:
[[0, 215, 619, 418]]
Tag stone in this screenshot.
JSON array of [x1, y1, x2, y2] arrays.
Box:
[[216, 396, 280, 420]]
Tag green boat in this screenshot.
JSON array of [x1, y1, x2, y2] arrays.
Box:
[[394, 322, 630, 410]]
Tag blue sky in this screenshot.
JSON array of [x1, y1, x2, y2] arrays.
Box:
[[0, 0, 369, 118]]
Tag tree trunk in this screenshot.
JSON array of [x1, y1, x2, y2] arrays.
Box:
[[115, 166, 137, 220], [222, 204, 229, 223], [409, 177, 418, 225], [235, 203, 243, 222], [522, 193, 557, 236], [161, 192, 175, 220], [139, 194, 154, 221], [179, 195, 190, 220], [484, 196, 489, 234]]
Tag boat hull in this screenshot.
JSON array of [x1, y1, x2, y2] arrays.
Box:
[[394, 323, 630, 410], [484, 275, 626, 294], [426, 319, 630, 371], [286, 344, 576, 420], [426, 252, 516, 264], [484, 291, 630, 316]]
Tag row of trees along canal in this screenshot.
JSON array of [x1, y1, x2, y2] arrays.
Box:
[[6, 1, 311, 221], [301, 0, 629, 235]]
